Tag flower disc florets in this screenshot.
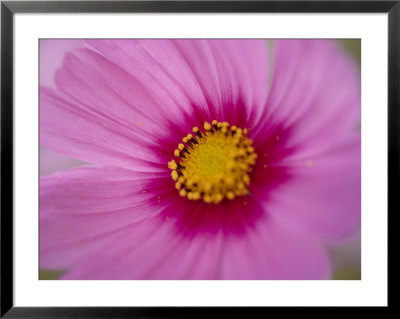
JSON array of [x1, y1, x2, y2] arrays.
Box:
[[168, 120, 257, 204]]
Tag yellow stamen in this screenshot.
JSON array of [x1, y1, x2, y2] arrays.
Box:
[[167, 120, 257, 204], [171, 170, 179, 181], [168, 160, 177, 170], [179, 189, 187, 197]]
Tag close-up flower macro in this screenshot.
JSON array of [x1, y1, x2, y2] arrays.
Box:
[[39, 39, 361, 280]]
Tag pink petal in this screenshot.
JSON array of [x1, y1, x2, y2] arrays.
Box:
[[60, 196, 330, 280], [39, 39, 356, 280], [255, 40, 360, 158], [220, 209, 331, 280], [247, 40, 361, 242], [60, 210, 216, 280], [40, 87, 167, 172], [54, 48, 183, 147], [87, 39, 269, 128], [173, 40, 269, 126], [40, 165, 176, 269], [40, 40, 84, 88], [59, 197, 247, 279], [253, 136, 361, 241]]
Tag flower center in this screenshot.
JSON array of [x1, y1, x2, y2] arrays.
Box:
[[168, 120, 257, 204]]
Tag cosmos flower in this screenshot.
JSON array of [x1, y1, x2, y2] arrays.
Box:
[[40, 39, 360, 279]]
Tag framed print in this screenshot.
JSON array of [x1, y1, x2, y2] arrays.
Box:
[[1, 0, 396, 317]]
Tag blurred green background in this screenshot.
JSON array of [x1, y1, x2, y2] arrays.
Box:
[[334, 39, 361, 280], [342, 39, 361, 63], [39, 39, 361, 280]]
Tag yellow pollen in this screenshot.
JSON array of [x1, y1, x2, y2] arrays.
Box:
[[174, 149, 181, 157], [168, 120, 257, 204], [171, 170, 179, 181], [306, 160, 313, 167], [204, 121, 212, 131], [168, 160, 177, 170]]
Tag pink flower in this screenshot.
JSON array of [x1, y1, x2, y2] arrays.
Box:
[[40, 39, 360, 280]]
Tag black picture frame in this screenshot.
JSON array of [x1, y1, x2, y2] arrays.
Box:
[[1, 1, 397, 317]]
